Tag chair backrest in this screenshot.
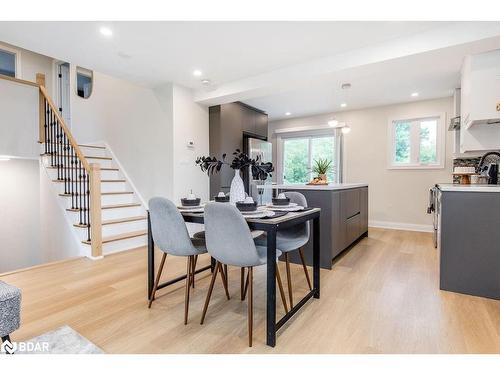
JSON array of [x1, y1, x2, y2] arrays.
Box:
[[285, 191, 310, 238], [148, 197, 196, 256], [204, 202, 261, 267]]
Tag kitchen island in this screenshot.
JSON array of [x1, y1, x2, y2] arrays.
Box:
[[259, 183, 368, 269], [437, 184, 500, 300]]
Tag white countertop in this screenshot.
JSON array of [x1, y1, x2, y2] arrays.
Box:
[[257, 183, 368, 191], [438, 183, 500, 192]]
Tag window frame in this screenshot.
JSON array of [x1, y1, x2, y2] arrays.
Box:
[[387, 113, 446, 170], [0, 44, 21, 79], [276, 126, 343, 184]]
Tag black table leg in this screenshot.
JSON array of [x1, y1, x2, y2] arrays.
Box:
[[266, 227, 277, 347], [313, 216, 320, 299], [147, 212, 154, 300]]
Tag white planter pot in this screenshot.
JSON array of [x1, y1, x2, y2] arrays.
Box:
[[229, 169, 246, 204]]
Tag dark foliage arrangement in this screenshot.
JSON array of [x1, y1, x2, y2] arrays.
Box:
[[196, 149, 274, 180]]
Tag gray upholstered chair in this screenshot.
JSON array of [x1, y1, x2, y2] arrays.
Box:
[[255, 191, 311, 308], [200, 202, 288, 347], [148, 197, 229, 324], [0, 280, 21, 346]]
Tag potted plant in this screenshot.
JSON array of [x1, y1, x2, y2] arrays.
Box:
[[196, 149, 274, 203], [312, 158, 333, 182]]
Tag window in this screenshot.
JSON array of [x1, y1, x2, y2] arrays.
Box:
[[388, 115, 444, 169], [0, 48, 17, 77], [281, 133, 340, 184], [76, 67, 93, 98]]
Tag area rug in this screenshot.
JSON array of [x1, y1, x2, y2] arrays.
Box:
[[17, 325, 104, 354]]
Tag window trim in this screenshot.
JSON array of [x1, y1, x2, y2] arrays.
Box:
[[276, 127, 342, 184], [0, 43, 21, 79], [387, 113, 446, 170]]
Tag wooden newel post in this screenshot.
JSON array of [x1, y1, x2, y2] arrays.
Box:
[[36, 73, 46, 144], [89, 163, 102, 258]]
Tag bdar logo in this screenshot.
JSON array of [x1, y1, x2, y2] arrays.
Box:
[[1, 339, 17, 354]]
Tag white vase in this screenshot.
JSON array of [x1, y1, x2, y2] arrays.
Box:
[[229, 169, 246, 204]]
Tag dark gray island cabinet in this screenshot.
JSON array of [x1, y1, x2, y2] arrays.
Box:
[[264, 183, 368, 269], [438, 184, 500, 300]]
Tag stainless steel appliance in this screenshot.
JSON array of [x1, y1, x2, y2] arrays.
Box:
[[245, 137, 273, 204], [427, 185, 439, 248]]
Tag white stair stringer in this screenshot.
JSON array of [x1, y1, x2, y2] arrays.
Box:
[[42, 142, 148, 258]]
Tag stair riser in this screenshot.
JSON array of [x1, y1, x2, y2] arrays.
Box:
[[101, 236, 147, 255], [101, 206, 145, 221], [52, 181, 128, 194], [85, 159, 114, 168], [46, 168, 121, 181], [74, 220, 147, 238], [102, 221, 147, 237], [80, 147, 107, 158], [101, 194, 136, 206]]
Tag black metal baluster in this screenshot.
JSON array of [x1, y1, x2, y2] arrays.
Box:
[[57, 122, 61, 180], [63, 133, 68, 194], [79, 159, 83, 225], [44, 99, 48, 155], [49, 110, 53, 166], [87, 171, 91, 242], [70, 147, 75, 209]]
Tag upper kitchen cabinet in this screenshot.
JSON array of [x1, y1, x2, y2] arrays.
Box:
[[208, 102, 268, 195], [460, 49, 500, 152]]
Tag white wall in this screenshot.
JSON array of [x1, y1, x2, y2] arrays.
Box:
[[70, 68, 175, 203], [269, 97, 454, 230], [172, 84, 209, 202], [0, 159, 41, 273]]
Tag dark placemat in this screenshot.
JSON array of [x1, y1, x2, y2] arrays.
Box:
[[258, 211, 289, 220]]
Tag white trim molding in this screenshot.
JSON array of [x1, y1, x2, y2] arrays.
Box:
[[369, 220, 433, 233]]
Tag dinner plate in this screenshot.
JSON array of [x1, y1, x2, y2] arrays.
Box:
[[177, 203, 205, 210], [266, 202, 298, 209], [179, 207, 205, 213], [268, 205, 304, 212]]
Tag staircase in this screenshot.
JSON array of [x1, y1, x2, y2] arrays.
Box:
[[42, 143, 148, 255], [0, 72, 147, 258]]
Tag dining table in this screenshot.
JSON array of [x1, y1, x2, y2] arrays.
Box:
[[147, 206, 321, 347]]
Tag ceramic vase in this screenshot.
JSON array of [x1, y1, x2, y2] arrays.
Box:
[[229, 169, 246, 204]]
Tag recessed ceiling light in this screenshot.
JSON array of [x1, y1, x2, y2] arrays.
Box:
[[411, 92, 419, 97], [99, 27, 113, 37], [340, 103, 347, 108], [328, 120, 339, 127], [341, 125, 351, 134], [201, 79, 211, 86], [285, 112, 291, 116], [193, 70, 202, 77]]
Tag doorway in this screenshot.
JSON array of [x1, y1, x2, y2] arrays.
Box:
[[56, 62, 71, 125]]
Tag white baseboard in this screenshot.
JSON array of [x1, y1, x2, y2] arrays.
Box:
[[369, 220, 434, 233]]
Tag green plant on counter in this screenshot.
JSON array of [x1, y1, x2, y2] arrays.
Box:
[[311, 158, 333, 176]]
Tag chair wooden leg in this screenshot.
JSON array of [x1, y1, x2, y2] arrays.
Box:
[[200, 261, 220, 324], [285, 252, 294, 309], [240, 267, 245, 300], [191, 255, 198, 289], [248, 266, 253, 347], [276, 263, 289, 313], [148, 252, 167, 308], [298, 247, 312, 291], [184, 256, 192, 325], [242, 269, 250, 301], [218, 263, 230, 300]]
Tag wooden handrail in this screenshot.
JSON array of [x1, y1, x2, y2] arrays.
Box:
[[0, 73, 39, 87], [38, 86, 91, 173]]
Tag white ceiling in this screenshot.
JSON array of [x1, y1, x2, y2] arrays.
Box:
[[1, 21, 499, 120]]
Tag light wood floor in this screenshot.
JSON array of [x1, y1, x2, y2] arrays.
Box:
[[3, 228, 499, 353]]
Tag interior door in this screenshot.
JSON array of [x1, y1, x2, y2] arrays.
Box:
[[58, 62, 71, 125]]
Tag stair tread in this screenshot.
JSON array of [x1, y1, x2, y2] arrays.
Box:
[[102, 216, 147, 225], [82, 230, 147, 245], [84, 156, 112, 160], [78, 144, 106, 149], [102, 203, 141, 209], [101, 191, 134, 195]]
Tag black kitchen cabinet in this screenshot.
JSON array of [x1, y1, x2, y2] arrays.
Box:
[[209, 102, 268, 197]]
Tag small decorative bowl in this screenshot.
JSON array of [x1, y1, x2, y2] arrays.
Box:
[[181, 198, 201, 207], [214, 195, 230, 203], [272, 197, 290, 206], [236, 201, 258, 212]]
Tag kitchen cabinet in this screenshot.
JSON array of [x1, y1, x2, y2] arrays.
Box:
[[209, 102, 268, 196]]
